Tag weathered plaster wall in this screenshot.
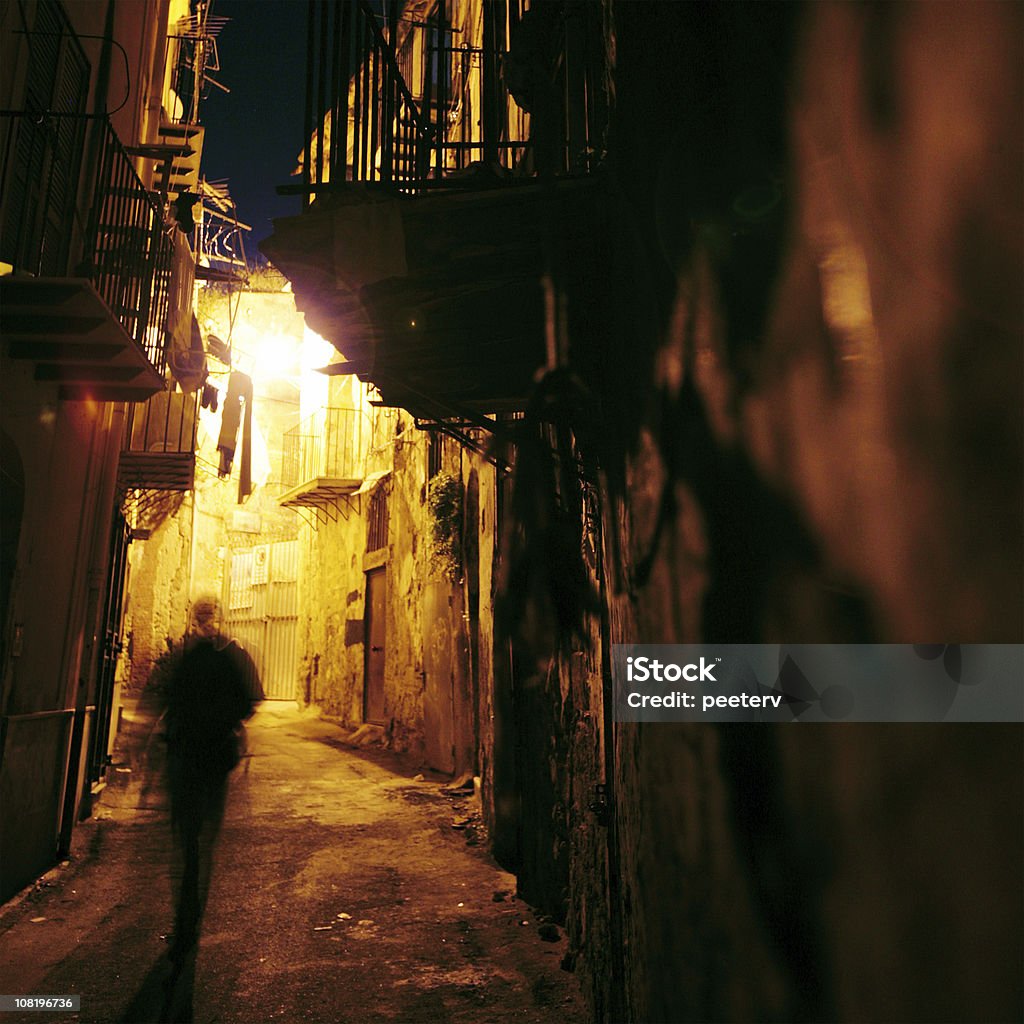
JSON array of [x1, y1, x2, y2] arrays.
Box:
[[382, 417, 429, 754], [298, 404, 431, 743], [593, 4, 1024, 1023], [297, 405, 500, 776], [489, 5, 1024, 1023], [298, 490, 366, 719], [125, 495, 191, 691]]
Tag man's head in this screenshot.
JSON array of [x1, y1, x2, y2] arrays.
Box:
[[190, 596, 221, 638]]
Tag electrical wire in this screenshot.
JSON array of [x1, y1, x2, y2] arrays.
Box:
[[13, 2, 134, 118]]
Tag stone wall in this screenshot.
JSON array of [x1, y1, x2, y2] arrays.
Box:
[[500, 3, 1023, 1022], [298, 406, 502, 772], [607, 3, 1022, 1022], [298, 405, 430, 752], [125, 495, 191, 691]]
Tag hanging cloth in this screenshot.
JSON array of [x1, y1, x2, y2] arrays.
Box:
[[237, 375, 253, 504], [217, 372, 253, 494]]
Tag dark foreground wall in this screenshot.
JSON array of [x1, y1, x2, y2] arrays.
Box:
[[501, 2, 1023, 1021], [606, 3, 1023, 1021]]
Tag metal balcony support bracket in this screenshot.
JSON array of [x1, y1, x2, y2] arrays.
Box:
[[279, 479, 360, 526]]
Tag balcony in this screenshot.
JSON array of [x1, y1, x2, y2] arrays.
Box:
[[260, 0, 609, 425], [279, 407, 367, 523], [0, 113, 175, 402], [118, 388, 199, 493]]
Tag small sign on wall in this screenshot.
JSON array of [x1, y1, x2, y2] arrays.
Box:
[[230, 510, 262, 533], [252, 544, 270, 586]]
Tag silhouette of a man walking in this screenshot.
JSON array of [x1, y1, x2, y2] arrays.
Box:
[[164, 596, 262, 966]]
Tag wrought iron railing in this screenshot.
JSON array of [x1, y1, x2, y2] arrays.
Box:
[[0, 111, 174, 375], [281, 407, 366, 487], [295, 0, 609, 202], [122, 388, 199, 457], [88, 118, 174, 373], [301, 0, 434, 200]]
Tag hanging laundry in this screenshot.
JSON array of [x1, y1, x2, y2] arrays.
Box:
[[167, 313, 208, 393], [217, 372, 253, 482], [237, 375, 254, 504], [206, 332, 231, 365], [201, 382, 219, 412]]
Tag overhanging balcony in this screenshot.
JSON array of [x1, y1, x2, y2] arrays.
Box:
[[279, 407, 366, 523], [261, 1, 610, 427], [118, 388, 199, 493], [0, 113, 175, 401]]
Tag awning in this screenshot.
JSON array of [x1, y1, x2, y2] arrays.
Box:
[[354, 469, 390, 496]]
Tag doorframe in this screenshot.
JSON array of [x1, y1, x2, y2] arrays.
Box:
[[362, 564, 387, 724]]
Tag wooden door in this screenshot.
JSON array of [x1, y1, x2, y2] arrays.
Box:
[[364, 567, 386, 722]]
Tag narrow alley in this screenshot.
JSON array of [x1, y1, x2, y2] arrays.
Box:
[[2, 2, 1022, 1022], [0, 703, 583, 1024]]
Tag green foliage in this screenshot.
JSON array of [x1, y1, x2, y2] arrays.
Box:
[[427, 472, 463, 582]]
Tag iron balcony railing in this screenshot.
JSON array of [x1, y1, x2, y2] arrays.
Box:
[[123, 388, 199, 457], [281, 407, 366, 488], [295, 0, 609, 203], [301, 0, 434, 199], [118, 388, 199, 493], [0, 111, 174, 374], [87, 118, 174, 372]]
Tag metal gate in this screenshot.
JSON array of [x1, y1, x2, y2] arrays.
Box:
[[88, 511, 131, 786], [223, 540, 299, 700]]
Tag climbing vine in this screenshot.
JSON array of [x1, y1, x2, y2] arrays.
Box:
[[427, 471, 463, 582]]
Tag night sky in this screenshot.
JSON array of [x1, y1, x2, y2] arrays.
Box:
[[199, 0, 310, 255]]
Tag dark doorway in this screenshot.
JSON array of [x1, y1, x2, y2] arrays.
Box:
[[364, 567, 386, 723], [0, 429, 24, 665], [87, 511, 131, 789]]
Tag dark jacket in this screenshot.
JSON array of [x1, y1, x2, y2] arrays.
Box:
[[165, 636, 262, 771]]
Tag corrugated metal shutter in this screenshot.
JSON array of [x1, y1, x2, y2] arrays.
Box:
[[223, 541, 298, 700]]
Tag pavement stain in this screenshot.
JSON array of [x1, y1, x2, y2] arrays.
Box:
[[0, 703, 584, 1024]]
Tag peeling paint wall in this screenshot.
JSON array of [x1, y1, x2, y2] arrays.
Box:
[[297, 391, 499, 774], [126, 496, 191, 690]]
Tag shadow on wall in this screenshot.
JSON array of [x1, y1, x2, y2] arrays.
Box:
[[499, 2, 1022, 1022]]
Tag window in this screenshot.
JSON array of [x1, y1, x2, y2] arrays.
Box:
[[366, 487, 389, 552], [427, 431, 442, 480]]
